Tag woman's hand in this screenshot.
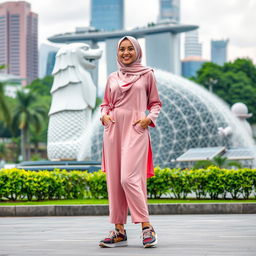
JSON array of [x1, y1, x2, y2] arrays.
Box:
[[102, 114, 115, 126], [133, 117, 152, 129]]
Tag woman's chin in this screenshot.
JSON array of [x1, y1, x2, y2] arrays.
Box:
[[121, 60, 133, 65]]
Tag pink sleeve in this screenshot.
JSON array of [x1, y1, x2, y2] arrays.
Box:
[[100, 78, 111, 125], [146, 71, 162, 128]]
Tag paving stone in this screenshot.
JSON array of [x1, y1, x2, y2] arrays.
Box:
[[0, 214, 256, 255]]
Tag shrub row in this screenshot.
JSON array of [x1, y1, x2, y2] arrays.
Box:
[[0, 169, 107, 201], [0, 167, 256, 201]]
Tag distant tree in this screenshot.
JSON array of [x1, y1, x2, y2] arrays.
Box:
[[193, 58, 256, 123], [193, 155, 242, 169], [0, 142, 7, 160], [27, 75, 53, 96], [12, 90, 46, 161]]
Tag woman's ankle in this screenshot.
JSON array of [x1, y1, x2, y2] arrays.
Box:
[[141, 222, 152, 229], [115, 224, 125, 232]]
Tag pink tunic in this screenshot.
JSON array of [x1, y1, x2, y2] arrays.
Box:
[[100, 70, 162, 179]]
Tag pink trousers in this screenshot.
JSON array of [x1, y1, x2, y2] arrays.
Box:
[[103, 109, 150, 224]]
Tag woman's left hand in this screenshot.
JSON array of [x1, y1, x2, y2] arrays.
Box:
[[133, 117, 152, 129]]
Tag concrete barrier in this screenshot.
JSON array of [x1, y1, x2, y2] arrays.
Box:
[[0, 203, 256, 217]]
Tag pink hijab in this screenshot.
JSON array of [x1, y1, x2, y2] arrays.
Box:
[[116, 36, 152, 89]]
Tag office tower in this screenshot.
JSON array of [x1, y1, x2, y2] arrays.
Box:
[[211, 39, 229, 66], [46, 51, 57, 76], [39, 44, 59, 78], [0, 1, 38, 85], [182, 56, 207, 78], [90, 0, 124, 31], [185, 29, 202, 57], [159, 0, 180, 23]]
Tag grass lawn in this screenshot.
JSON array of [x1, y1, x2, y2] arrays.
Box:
[[0, 198, 256, 205]]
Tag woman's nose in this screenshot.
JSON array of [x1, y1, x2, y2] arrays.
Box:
[[124, 49, 129, 54]]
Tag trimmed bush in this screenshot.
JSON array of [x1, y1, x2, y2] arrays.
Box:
[[0, 167, 256, 201]]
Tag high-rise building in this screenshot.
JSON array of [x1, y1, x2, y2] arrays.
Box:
[[211, 39, 229, 66], [0, 1, 38, 85], [90, 0, 124, 31], [182, 56, 207, 78], [185, 30, 202, 57], [46, 51, 57, 76], [159, 0, 180, 23], [39, 43, 59, 78]]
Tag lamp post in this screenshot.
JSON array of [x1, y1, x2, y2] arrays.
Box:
[[206, 78, 218, 93]]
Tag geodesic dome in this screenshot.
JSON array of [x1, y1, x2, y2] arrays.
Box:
[[89, 70, 254, 168]]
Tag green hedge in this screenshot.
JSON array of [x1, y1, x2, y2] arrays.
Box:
[[0, 167, 256, 201]]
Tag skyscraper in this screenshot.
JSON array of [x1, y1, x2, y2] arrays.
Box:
[[211, 39, 229, 66], [185, 30, 202, 57], [182, 56, 207, 78], [90, 0, 124, 31], [0, 1, 38, 85], [46, 51, 57, 76], [159, 0, 180, 23], [182, 30, 204, 78]]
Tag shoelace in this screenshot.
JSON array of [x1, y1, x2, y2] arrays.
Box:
[[107, 230, 119, 239], [141, 228, 152, 239]]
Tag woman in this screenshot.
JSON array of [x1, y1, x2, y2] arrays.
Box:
[[99, 36, 162, 248]]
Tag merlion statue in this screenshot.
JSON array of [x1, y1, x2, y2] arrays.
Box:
[[47, 43, 102, 161]]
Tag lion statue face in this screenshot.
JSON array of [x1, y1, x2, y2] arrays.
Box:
[[74, 43, 102, 70], [52, 43, 102, 75]]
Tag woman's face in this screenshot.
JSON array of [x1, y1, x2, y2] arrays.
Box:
[[118, 39, 137, 65]]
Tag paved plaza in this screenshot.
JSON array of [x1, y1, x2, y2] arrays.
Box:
[[0, 214, 256, 256]]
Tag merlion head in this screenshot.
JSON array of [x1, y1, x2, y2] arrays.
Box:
[[52, 43, 102, 75]]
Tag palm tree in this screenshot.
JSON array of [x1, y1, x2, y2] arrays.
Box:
[[193, 155, 242, 169], [12, 89, 46, 161]]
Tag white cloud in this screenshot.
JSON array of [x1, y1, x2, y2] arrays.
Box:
[[181, 0, 256, 62], [0, 0, 255, 63]]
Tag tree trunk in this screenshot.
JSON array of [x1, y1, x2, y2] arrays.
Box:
[[21, 129, 26, 161], [21, 128, 30, 161]]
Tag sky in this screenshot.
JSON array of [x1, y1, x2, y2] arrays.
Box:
[[0, 0, 254, 63], [1, 0, 256, 93]]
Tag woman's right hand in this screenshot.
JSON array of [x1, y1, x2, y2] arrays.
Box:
[[102, 114, 115, 126]]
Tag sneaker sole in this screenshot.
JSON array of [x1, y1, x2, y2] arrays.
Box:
[[99, 240, 128, 248], [144, 234, 158, 248]]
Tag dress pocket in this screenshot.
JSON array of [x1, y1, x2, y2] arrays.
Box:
[[133, 123, 146, 134], [104, 121, 111, 130]]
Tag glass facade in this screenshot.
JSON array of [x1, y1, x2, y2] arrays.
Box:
[[182, 59, 206, 78], [159, 0, 180, 23], [90, 0, 124, 31], [0, 2, 38, 84], [0, 15, 6, 72], [211, 39, 229, 66], [46, 50, 57, 76], [185, 30, 202, 57]]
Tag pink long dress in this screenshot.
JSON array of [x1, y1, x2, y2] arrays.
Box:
[[100, 70, 162, 224]]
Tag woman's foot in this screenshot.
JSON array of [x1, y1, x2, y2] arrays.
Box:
[[141, 226, 158, 248], [99, 228, 128, 248]]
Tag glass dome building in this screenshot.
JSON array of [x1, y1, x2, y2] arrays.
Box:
[[89, 70, 254, 168]]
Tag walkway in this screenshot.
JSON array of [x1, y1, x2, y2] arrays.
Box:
[[0, 214, 256, 255]]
